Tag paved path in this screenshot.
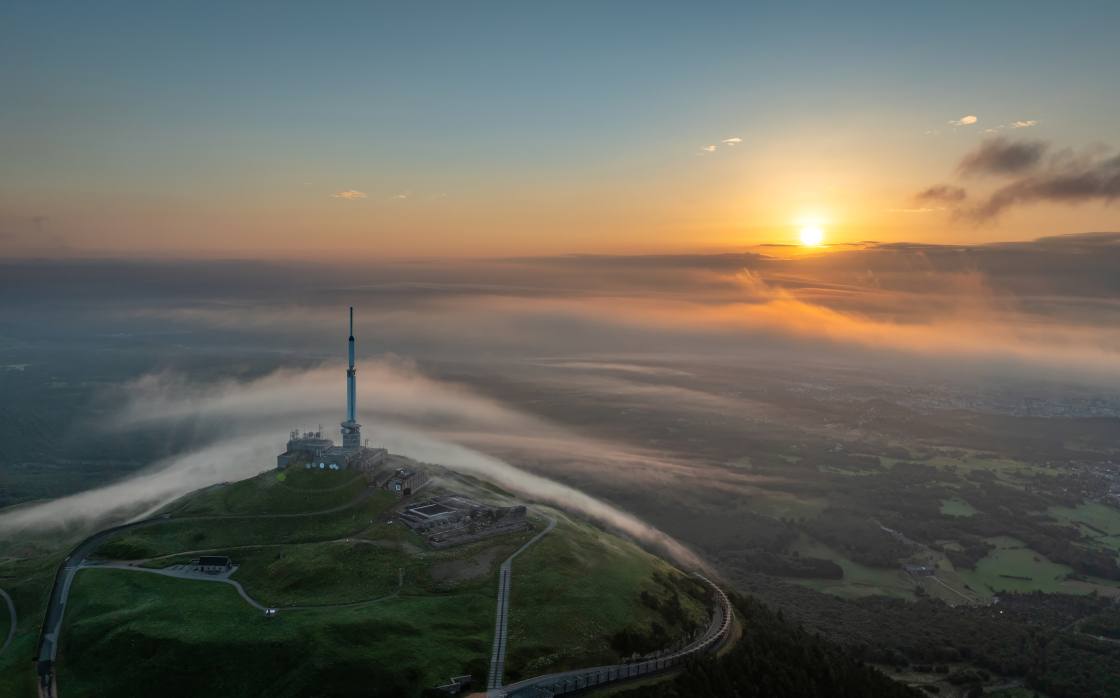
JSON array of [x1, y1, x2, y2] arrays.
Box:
[[0, 589, 15, 657], [84, 562, 268, 610], [37, 515, 176, 664], [487, 513, 558, 694]]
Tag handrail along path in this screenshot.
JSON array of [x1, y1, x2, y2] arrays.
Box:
[[494, 573, 734, 698]]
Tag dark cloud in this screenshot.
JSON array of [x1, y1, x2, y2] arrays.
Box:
[[916, 139, 1120, 221], [967, 149, 1120, 220], [957, 136, 1047, 177], [915, 184, 967, 202]]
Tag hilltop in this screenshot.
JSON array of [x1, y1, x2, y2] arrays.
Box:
[[0, 459, 712, 697]]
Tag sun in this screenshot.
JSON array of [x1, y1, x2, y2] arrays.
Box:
[[800, 227, 823, 246]]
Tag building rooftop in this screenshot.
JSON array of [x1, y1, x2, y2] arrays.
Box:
[[409, 503, 454, 518]]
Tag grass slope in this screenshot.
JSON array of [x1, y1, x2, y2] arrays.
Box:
[[18, 465, 707, 697], [95, 489, 396, 560], [505, 513, 710, 682], [0, 552, 70, 695], [56, 569, 493, 698], [172, 467, 368, 517]]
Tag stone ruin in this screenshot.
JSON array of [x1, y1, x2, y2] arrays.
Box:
[[399, 494, 532, 548]]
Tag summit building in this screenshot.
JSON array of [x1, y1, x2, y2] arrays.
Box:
[[277, 308, 387, 476]]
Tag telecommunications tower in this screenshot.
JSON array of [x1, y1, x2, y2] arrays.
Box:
[[341, 307, 361, 450]]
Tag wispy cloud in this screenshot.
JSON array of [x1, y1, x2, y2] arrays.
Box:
[[391, 190, 411, 200], [699, 145, 715, 153], [915, 184, 967, 203], [983, 120, 1039, 133], [721, 138, 742, 146], [949, 115, 978, 126], [330, 190, 368, 199]]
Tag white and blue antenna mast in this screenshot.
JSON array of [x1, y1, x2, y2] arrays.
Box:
[[347, 307, 356, 423]]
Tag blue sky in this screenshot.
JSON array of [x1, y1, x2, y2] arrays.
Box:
[[3, 1, 1119, 257]]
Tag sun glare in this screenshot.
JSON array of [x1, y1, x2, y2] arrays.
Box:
[[800, 227, 823, 246]]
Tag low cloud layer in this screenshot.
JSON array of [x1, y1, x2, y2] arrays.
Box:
[[5, 240, 1120, 566], [0, 364, 707, 568]]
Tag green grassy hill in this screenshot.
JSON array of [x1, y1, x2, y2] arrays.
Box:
[[0, 461, 720, 697], [168, 467, 370, 516], [506, 515, 711, 683]]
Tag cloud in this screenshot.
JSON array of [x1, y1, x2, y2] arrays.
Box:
[[914, 184, 967, 203], [949, 115, 978, 126], [721, 138, 742, 146], [699, 145, 715, 153], [966, 148, 1120, 221], [984, 120, 1039, 133], [391, 191, 410, 200], [885, 207, 943, 213], [957, 136, 1047, 177], [918, 138, 1120, 221], [0, 364, 706, 569], [330, 190, 368, 199]]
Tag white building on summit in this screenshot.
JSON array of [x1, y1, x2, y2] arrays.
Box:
[[277, 308, 387, 477]]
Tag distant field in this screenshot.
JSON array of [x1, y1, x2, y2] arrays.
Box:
[[506, 512, 709, 683], [956, 536, 1076, 595], [743, 495, 827, 521], [939, 498, 980, 517], [1047, 503, 1120, 555], [789, 534, 917, 600], [56, 569, 494, 698]]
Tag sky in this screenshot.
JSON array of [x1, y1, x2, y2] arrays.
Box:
[[2, 1, 1119, 260]]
